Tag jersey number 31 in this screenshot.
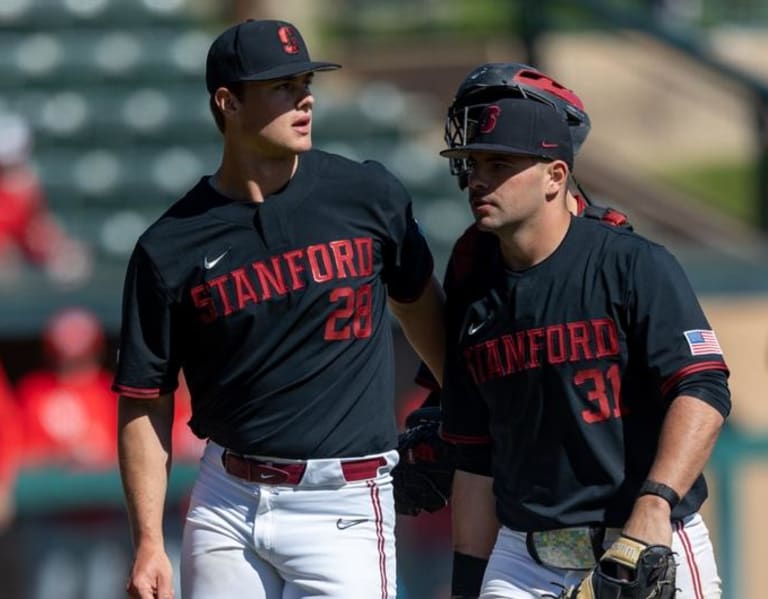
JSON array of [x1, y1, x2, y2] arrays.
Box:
[[575, 364, 628, 423]]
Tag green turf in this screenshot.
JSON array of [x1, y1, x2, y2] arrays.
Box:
[[660, 161, 757, 223]]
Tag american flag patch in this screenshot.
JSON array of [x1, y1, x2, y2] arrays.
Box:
[[683, 329, 723, 356]]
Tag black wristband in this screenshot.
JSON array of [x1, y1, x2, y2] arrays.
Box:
[[638, 479, 681, 509], [451, 551, 488, 598]]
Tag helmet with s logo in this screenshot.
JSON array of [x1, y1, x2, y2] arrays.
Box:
[[445, 63, 590, 188]]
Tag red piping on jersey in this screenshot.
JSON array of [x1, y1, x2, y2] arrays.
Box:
[[440, 432, 492, 445], [367, 480, 389, 598], [675, 520, 705, 599], [112, 384, 162, 398], [660, 361, 728, 398]]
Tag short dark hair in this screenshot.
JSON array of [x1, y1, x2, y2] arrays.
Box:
[[209, 82, 246, 133]]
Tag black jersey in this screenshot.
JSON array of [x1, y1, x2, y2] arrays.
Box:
[[113, 149, 434, 458], [441, 217, 730, 530]]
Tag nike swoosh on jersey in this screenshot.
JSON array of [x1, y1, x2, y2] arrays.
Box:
[[467, 321, 485, 335], [336, 518, 368, 530], [204, 248, 230, 270]]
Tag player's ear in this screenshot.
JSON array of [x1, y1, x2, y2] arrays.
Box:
[[544, 160, 569, 197], [214, 87, 239, 117]]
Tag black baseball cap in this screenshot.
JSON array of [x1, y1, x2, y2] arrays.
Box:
[[205, 19, 341, 94], [440, 98, 574, 168]]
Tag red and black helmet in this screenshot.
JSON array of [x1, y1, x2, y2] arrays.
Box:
[[445, 63, 591, 187]]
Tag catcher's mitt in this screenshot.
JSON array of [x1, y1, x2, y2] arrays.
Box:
[[392, 406, 456, 516], [559, 535, 677, 599]]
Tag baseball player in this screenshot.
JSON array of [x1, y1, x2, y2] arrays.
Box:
[[443, 63, 630, 227], [417, 63, 630, 393], [395, 64, 632, 519], [438, 98, 730, 598], [113, 19, 444, 599]]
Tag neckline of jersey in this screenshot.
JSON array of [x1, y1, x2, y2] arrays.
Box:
[[201, 151, 318, 226], [502, 215, 578, 277]]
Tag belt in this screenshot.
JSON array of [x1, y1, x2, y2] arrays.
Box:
[[526, 525, 613, 570], [221, 450, 387, 485]]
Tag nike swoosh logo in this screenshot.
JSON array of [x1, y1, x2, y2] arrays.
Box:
[[204, 248, 230, 270], [467, 321, 485, 335], [257, 473, 277, 480], [336, 518, 368, 530], [541, 142, 559, 148]]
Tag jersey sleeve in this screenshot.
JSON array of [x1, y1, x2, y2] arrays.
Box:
[[440, 273, 492, 445], [112, 243, 182, 399], [441, 341, 492, 476], [627, 242, 730, 414], [441, 359, 491, 445], [377, 166, 434, 302]]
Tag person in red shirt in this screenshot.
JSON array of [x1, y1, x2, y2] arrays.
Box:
[[0, 363, 23, 599], [15, 306, 203, 470], [0, 361, 21, 526], [16, 307, 117, 469], [0, 112, 91, 285]]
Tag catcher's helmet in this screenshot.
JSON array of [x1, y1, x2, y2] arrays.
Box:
[[445, 63, 590, 187]]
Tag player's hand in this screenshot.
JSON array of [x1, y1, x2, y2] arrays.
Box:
[[620, 494, 673, 555], [125, 542, 174, 599]]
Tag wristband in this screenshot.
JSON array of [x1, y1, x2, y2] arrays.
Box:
[[451, 551, 488, 598], [638, 479, 681, 509]]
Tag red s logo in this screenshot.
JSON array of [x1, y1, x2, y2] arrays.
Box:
[[480, 105, 501, 134], [277, 26, 301, 55]]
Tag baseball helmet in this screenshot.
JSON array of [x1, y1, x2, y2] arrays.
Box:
[[445, 63, 590, 187]]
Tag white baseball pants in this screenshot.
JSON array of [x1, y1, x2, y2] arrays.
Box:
[[480, 513, 721, 598], [180, 441, 399, 598]]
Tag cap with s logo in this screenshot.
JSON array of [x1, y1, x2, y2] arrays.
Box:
[[440, 98, 574, 168], [205, 19, 341, 93]]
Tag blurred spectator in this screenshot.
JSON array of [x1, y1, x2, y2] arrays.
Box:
[[0, 361, 23, 599], [0, 361, 21, 527], [0, 112, 92, 286], [397, 501, 452, 599], [14, 306, 203, 471], [15, 308, 117, 469], [12, 308, 199, 599]]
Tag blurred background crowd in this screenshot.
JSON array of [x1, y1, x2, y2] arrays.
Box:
[[0, 0, 767, 597]]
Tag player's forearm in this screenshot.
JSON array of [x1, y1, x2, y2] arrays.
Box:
[[118, 394, 175, 549], [450, 470, 497, 598], [388, 276, 446, 386], [451, 469, 499, 558], [647, 394, 724, 498], [622, 394, 724, 545]]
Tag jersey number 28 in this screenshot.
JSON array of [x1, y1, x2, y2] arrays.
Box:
[[324, 284, 373, 340]]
